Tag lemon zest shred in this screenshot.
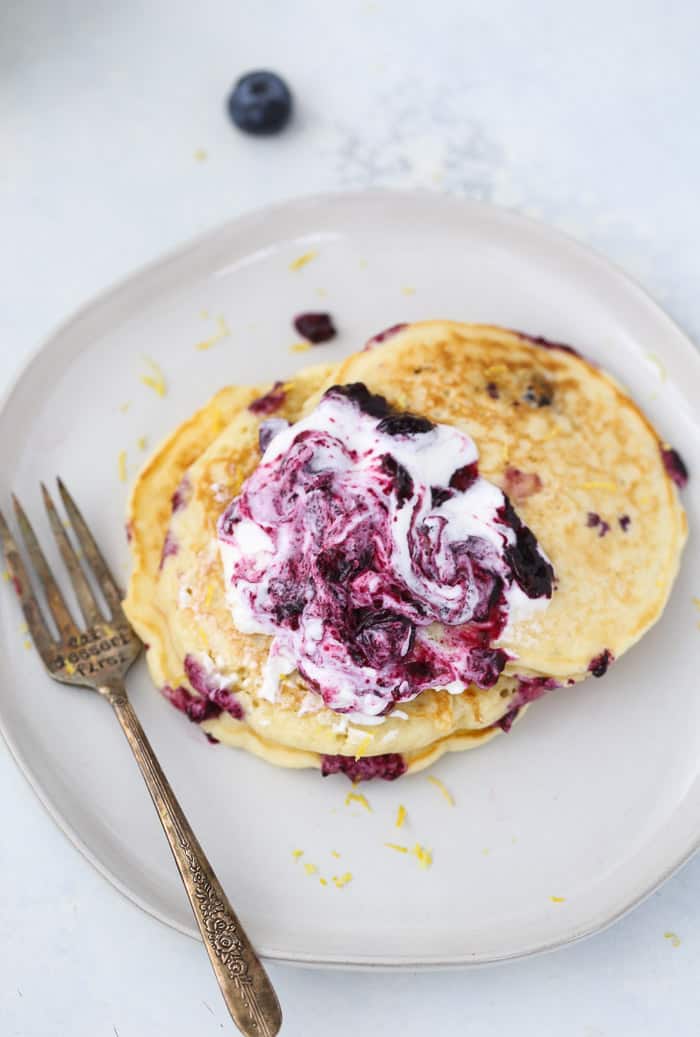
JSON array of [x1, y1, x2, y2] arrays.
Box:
[[401, 286, 416, 296], [412, 844, 432, 869], [332, 872, 353, 888], [289, 250, 317, 271], [140, 357, 167, 397], [385, 843, 408, 854], [319, 878, 328, 887], [195, 316, 230, 351], [664, 931, 681, 947], [304, 862, 318, 876], [118, 401, 131, 413], [692, 597, 700, 610], [194, 148, 207, 162], [579, 480, 617, 493], [345, 791, 371, 812], [118, 450, 127, 483], [291, 849, 304, 861], [64, 661, 76, 675], [290, 341, 312, 353], [331, 850, 341, 859], [204, 583, 214, 608], [23, 640, 32, 651], [550, 895, 566, 903], [136, 435, 147, 451], [395, 804, 407, 829], [484, 363, 508, 378], [427, 775, 455, 806], [195, 625, 209, 650], [353, 735, 373, 760], [2, 569, 10, 581]]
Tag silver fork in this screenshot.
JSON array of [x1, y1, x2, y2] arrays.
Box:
[[0, 479, 282, 1037]]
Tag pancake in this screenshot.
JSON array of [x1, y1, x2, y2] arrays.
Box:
[[124, 322, 687, 780], [323, 322, 687, 680], [124, 364, 528, 778]]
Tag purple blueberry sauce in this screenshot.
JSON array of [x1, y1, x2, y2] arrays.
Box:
[[218, 384, 554, 718], [588, 649, 613, 678], [619, 514, 631, 532], [320, 753, 407, 782], [159, 530, 179, 569], [587, 512, 610, 537], [259, 417, 290, 454], [184, 654, 244, 719], [249, 381, 286, 416], [661, 446, 689, 489], [498, 498, 555, 599], [364, 323, 408, 349], [498, 707, 520, 732], [162, 684, 221, 722], [170, 475, 191, 513], [516, 331, 582, 358], [293, 311, 336, 344], [503, 466, 543, 503], [514, 676, 560, 705], [449, 462, 479, 492], [430, 486, 454, 508]]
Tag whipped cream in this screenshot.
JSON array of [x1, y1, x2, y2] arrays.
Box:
[[218, 384, 553, 718]]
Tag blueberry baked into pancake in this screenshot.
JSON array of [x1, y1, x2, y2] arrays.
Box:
[[124, 322, 687, 780]]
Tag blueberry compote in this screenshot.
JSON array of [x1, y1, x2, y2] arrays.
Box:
[[218, 384, 554, 719], [320, 753, 406, 781]]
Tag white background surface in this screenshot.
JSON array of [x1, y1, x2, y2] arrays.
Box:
[[2, 1, 700, 1034]]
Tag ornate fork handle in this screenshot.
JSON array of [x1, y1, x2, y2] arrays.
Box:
[[106, 684, 281, 1037]]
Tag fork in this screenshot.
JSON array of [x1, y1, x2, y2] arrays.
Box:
[[0, 479, 282, 1037]]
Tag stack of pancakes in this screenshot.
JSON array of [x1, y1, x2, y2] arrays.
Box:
[[123, 322, 687, 779]]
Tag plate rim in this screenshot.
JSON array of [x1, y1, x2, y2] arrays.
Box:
[[1, 187, 698, 970]]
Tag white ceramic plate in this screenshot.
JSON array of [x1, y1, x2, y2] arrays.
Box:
[[1, 191, 698, 969]]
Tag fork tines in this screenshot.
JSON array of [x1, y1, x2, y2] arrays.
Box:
[[0, 480, 126, 666]]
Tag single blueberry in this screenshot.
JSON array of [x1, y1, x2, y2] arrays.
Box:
[[324, 382, 392, 418], [294, 312, 336, 344], [377, 413, 436, 436], [588, 649, 613, 677], [227, 71, 292, 135]]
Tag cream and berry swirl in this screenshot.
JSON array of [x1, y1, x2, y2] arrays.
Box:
[[218, 384, 553, 719]]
